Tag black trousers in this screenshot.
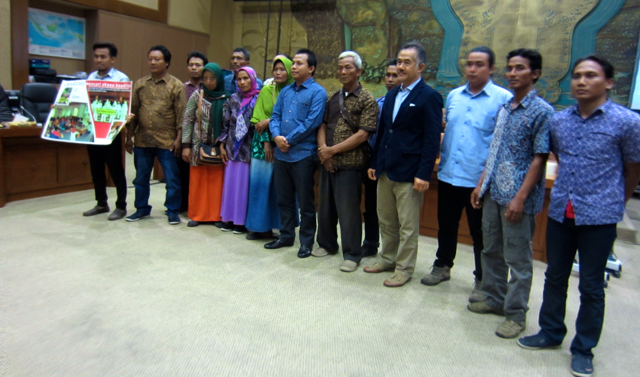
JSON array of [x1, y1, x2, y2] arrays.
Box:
[[362, 169, 379, 247], [274, 156, 318, 248], [175, 156, 190, 211], [87, 132, 127, 210], [435, 180, 483, 280], [317, 168, 363, 262]]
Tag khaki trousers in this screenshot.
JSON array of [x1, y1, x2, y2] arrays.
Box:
[[376, 172, 424, 277]]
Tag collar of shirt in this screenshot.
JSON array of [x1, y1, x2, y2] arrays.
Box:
[[463, 79, 496, 98], [506, 88, 538, 110], [293, 76, 316, 90], [94, 68, 116, 80], [398, 77, 422, 93], [342, 83, 362, 98], [146, 74, 168, 84], [570, 98, 610, 119]]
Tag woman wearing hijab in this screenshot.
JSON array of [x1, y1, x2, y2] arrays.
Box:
[[218, 66, 260, 233], [245, 56, 294, 240], [181, 62, 229, 227]]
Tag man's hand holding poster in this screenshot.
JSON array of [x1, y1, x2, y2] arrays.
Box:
[[42, 80, 132, 145]]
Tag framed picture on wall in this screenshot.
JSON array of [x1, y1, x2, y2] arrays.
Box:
[[28, 8, 86, 60]]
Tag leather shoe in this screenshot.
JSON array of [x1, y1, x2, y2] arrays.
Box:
[[107, 208, 126, 221], [246, 231, 276, 240], [187, 220, 200, 227], [264, 239, 294, 250], [83, 205, 109, 217], [297, 245, 312, 258]]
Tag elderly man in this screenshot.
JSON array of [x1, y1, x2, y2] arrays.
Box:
[[313, 51, 379, 272], [365, 41, 443, 287]]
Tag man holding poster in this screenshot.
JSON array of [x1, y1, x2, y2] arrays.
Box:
[[83, 42, 130, 221]]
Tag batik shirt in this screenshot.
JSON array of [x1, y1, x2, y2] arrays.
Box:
[[323, 84, 378, 169], [480, 89, 553, 215], [548, 100, 640, 225], [128, 74, 186, 149]]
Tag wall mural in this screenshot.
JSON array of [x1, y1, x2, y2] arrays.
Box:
[[240, 0, 640, 108]]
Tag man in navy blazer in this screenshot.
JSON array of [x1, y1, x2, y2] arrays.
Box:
[[364, 41, 443, 287]]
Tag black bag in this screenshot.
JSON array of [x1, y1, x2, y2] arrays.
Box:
[[194, 90, 223, 165]]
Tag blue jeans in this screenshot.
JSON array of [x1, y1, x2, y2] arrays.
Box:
[[539, 217, 616, 358], [133, 147, 181, 215]]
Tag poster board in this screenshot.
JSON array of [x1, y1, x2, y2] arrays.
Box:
[[41, 80, 132, 145]]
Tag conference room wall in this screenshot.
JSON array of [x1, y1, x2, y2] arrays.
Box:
[[94, 10, 209, 83]]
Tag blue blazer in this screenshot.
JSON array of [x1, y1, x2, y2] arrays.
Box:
[[371, 79, 443, 183]]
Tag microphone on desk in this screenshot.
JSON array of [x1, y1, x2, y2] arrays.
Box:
[[20, 106, 38, 123]]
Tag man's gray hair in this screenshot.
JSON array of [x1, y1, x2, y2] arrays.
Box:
[[339, 51, 363, 69]]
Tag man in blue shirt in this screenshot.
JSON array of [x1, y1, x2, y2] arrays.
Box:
[[83, 42, 130, 221], [223, 47, 263, 94], [469, 49, 554, 339], [421, 47, 512, 302], [265, 49, 327, 258], [518, 56, 640, 377], [360, 60, 401, 259], [364, 42, 443, 287]]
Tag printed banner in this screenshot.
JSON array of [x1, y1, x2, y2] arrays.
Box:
[[42, 80, 132, 145]]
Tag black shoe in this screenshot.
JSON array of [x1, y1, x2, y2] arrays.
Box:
[[361, 243, 378, 257], [233, 225, 248, 234], [220, 222, 234, 232], [246, 231, 275, 241], [213, 221, 225, 228], [264, 239, 294, 249], [187, 220, 200, 227], [298, 245, 312, 258]]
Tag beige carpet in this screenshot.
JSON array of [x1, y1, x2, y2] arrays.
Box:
[[1, 166, 640, 376]]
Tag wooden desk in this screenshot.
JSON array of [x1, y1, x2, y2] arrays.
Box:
[[419, 168, 555, 263], [0, 127, 93, 207]]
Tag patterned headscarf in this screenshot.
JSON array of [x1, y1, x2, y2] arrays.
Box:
[[234, 66, 260, 156]]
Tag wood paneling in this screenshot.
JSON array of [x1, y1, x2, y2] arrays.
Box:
[[10, 0, 29, 89], [0, 127, 93, 207], [96, 10, 209, 83], [64, 0, 167, 23]]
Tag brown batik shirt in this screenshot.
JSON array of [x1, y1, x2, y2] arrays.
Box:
[[128, 73, 186, 149], [323, 84, 378, 169]]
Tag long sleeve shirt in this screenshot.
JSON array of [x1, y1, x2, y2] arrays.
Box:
[[127, 73, 186, 149], [269, 77, 327, 163]]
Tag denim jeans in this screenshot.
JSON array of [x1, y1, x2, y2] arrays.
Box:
[[133, 147, 181, 215], [539, 217, 616, 358]]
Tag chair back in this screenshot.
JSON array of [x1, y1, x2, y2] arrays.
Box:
[[21, 83, 57, 123]]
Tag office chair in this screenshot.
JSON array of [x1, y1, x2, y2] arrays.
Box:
[[21, 83, 58, 123]]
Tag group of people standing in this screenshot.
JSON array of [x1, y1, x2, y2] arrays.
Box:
[[80, 39, 640, 377]]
